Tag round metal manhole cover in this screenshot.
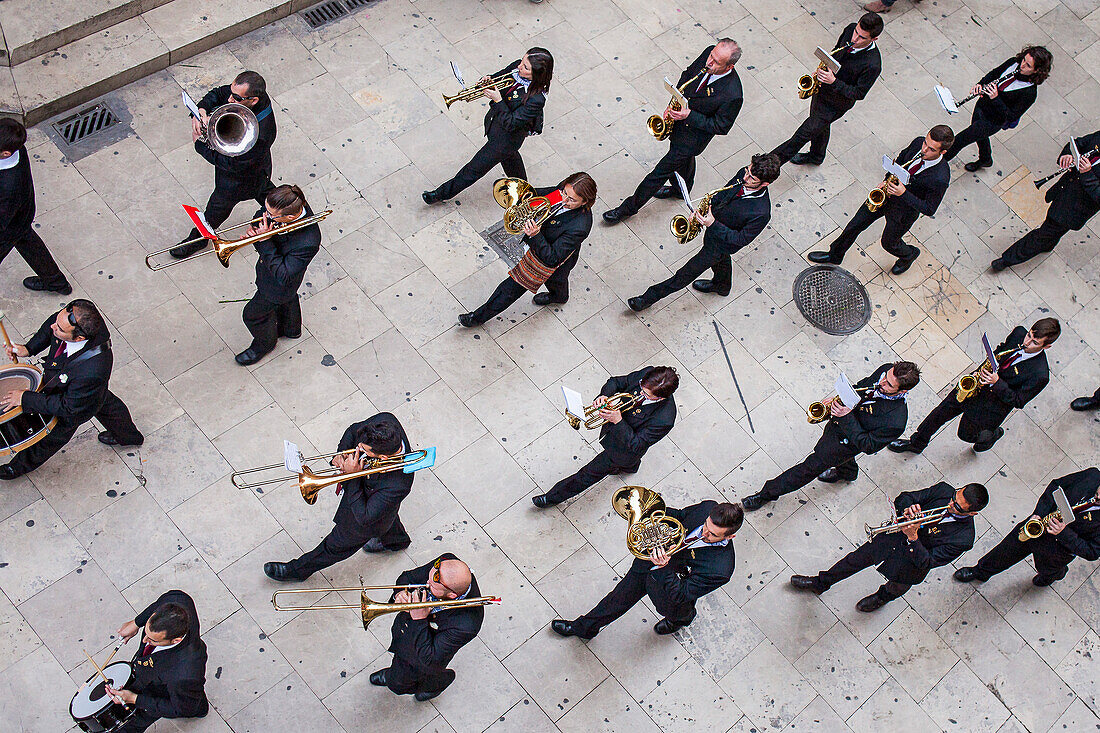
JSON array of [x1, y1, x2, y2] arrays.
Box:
[[792, 265, 871, 335]]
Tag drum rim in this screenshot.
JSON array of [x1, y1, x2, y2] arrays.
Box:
[[70, 661, 134, 720], [0, 414, 57, 459], [0, 362, 44, 422]]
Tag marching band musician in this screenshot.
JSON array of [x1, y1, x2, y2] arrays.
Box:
[[106, 589, 209, 732], [992, 128, 1100, 271], [790, 482, 987, 612], [551, 500, 741, 638], [627, 153, 779, 312], [234, 184, 321, 366], [0, 300, 143, 480], [0, 118, 72, 295], [770, 12, 883, 167], [742, 361, 919, 513], [369, 554, 484, 702], [603, 40, 744, 224], [943, 46, 1052, 173], [808, 125, 953, 276], [458, 172, 596, 327], [532, 366, 678, 508], [423, 48, 554, 205], [171, 71, 276, 259], [890, 318, 1058, 455], [955, 468, 1100, 588], [265, 412, 413, 582]]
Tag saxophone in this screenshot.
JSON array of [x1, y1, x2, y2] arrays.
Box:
[[955, 347, 1021, 402], [669, 179, 742, 245]]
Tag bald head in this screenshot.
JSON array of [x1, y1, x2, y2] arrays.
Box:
[[438, 559, 472, 599], [709, 38, 741, 71]]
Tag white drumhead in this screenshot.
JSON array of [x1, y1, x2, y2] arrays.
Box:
[[71, 662, 133, 718]]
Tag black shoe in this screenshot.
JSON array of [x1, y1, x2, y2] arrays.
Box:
[[1071, 396, 1100, 411], [856, 593, 889, 612], [964, 159, 993, 172], [888, 439, 922, 454], [691, 279, 727, 296], [531, 493, 558, 508], [653, 185, 676, 199], [790, 153, 824, 166], [818, 467, 856, 483], [0, 464, 23, 480], [415, 690, 444, 702], [22, 276, 72, 295], [369, 669, 388, 686], [990, 258, 1008, 273], [741, 492, 772, 512], [891, 254, 918, 276], [953, 566, 983, 583], [807, 251, 841, 265], [532, 292, 566, 306], [627, 296, 649, 312], [458, 312, 479, 328], [422, 190, 442, 205], [1032, 574, 1060, 587], [169, 241, 207, 259], [790, 575, 827, 594], [263, 562, 297, 582], [362, 538, 410, 553], [973, 427, 1003, 453], [551, 619, 590, 638], [235, 348, 266, 366], [98, 431, 143, 448], [279, 328, 302, 339], [653, 618, 682, 635], [603, 208, 629, 224]]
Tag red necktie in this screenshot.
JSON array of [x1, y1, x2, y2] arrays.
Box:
[[999, 353, 1020, 372], [53, 341, 64, 359], [997, 75, 1016, 93], [907, 159, 923, 176], [142, 643, 154, 657], [696, 74, 709, 92]]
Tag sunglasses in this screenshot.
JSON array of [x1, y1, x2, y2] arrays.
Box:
[[431, 558, 461, 596]]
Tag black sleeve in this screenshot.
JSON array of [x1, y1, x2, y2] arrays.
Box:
[[194, 128, 273, 176], [529, 223, 588, 268], [135, 677, 207, 719], [20, 366, 105, 421], [256, 231, 319, 289], [600, 371, 638, 397], [197, 86, 225, 114], [493, 93, 545, 134], [898, 175, 948, 217], [1079, 167, 1100, 206], [1054, 527, 1100, 561], [978, 59, 1013, 86], [399, 616, 478, 671], [679, 48, 710, 86], [831, 59, 880, 103], [685, 94, 743, 136], [706, 208, 769, 254], [835, 409, 904, 454], [603, 413, 674, 455]]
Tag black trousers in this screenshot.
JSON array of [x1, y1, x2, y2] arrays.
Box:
[[972, 523, 1075, 582], [771, 98, 844, 164], [571, 568, 696, 638], [285, 515, 410, 580], [761, 440, 859, 500], [816, 534, 911, 601], [467, 250, 579, 324], [619, 145, 697, 216], [908, 395, 1001, 450], [242, 292, 302, 354], [827, 204, 918, 262], [115, 710, 159, 733], [434, 139, 526, 201], [385, 656, 456, 696], [942, 117, 999, 164], [545, 449, 640, 504], [6, 391, 143, 474], [999, 215, 1071, 266], [185, 179, 272, 242], [0, 231, 68, 287], [636, 234, 733, 307]]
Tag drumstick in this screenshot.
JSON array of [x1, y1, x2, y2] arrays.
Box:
[[0, 309, 16, 363], [102, 638, 126, 667], [83, 648, 111, 687]]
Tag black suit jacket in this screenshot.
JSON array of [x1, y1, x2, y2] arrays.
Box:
[[874, 483, 976, 585], [1033, 468, 1100, 561], [484, 60, 545, 150], [670, 47, 743, 155], [598, 367, 676, 464], [957, 326, 1048, 430], [196, 85, 277, 195], [883, 137, 951, 229], [0, 146, 37, 241], [19, 312, 113, 426], [1046, 130, 1100, 230], [973, 57, 1037, 129], [252, 203, 322, 303], [129, 590, 209, 720], [331, 413, 413, 542], [388, 553, 484, 677], [526, 185, 593, 268], [816, 25, 881, 115], [820, 364, 909, 458], [705, 168, 771, 255]]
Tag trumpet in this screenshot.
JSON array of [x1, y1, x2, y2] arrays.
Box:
[[272, 584, 501, 630], [613, 485, 686, 560], [1033, 145, 1100, 188], [647, 71, 704, 141], [492, 177, 565, 234], [866, 153, 921, 212], [797, 42, 851, 99], [565, 393, 639, 430], [955, 347, 1021, 402], [670, 179, 741, 244], [1018, 499, 1097, 542], [806, 386, 874, 423], [865, 507, 948, 540], [442, 71, 514, 108]]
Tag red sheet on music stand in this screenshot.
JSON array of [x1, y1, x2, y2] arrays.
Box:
[[182, 205, 217, 240]]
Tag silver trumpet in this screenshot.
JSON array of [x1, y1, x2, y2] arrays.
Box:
[[865, 507, 948, 540]]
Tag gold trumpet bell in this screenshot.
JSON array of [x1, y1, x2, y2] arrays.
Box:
[[797, 74, 817, 99]]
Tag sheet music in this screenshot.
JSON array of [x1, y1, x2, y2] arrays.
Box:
[[834, 373, 860, 408], [284, 440, 302, 473], [882, 155, 912, 185], [450, 61, 465, 87], [182, 91, 202, 119], [674, 172, 694, 213], [1070, 137, 1082, 168], [1054, 487, 1076, 523], [981, 333, 998, 371], [813, 46, 841, 74], [663, 77, 688, 108], [934, 85, 959, 114], [561, 385, 585, 421]]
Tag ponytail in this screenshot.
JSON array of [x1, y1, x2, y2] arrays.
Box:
[[265, 184, 307, 214]]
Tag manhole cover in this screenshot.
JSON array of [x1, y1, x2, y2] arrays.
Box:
[[480, 220, 524, 267], [792, 265, 871, 335]]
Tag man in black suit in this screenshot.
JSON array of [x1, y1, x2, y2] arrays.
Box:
[[808, 125, 954, 275], [791, 482, 988, 611], [627, 153, 779, 312], [552, 500, 741, 638], [891, 319, 1058, 455], [771, 13, 883, 166], [532, 366, 678, 507], [234, 184, 322, 366], [0, 118, 71, 295], [1071, 387, 1100, 412], [604, 40, 744, 224], [370, 554, 485, 702], [265, 412, 415, 581], [459, 172, 596, 326], [992, 129, 1100, 270], [171, 71, 277, 259], [944, 47, 1051, 172], [0, 300, 142, 479], [956, 468, 1100, 587], [742, 361, 919, 512], [106, 589, 208, 732]]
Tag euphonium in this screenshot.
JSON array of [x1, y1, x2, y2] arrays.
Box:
[[201, 102, 260, 157], [797, 42, 852, 99], [566, 393, 639, 430], [613, 485, 686, 560], [955, 347, 1020, 403], [670, 179, 741, 244], [1018, 499, 1097, 542], [647, 71, 704, 141], [492, 177, 564, 234], [807, 386, 874, 423]]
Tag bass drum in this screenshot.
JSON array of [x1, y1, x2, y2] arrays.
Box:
[[0, 362, 58, 458], [70, 661, 135, 732]]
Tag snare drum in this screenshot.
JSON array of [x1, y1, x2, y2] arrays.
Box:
[[0, 362, 58, 458], [70, 661, 136, 732]]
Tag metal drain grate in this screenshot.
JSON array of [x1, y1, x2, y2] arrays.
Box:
[[480, 221, 525, 267], [51, 104, 118, 145], [792, 265, 872, 335], [301, 0, 371, 28]]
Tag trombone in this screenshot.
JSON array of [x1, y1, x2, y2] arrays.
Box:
[[272, 584, 501, 630], [231, 448, 361, 490], [1033, 144, 1100, 188], [144, 210, 332, 270], [806, 386, 874, 423], [865, 507, 948, 540], [797, 42, 851, 99], [565, 392, 638, 430], [443, 71, 514, 108]]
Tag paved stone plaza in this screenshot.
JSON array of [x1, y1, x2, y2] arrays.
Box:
[[3, 0, 1100, 730]]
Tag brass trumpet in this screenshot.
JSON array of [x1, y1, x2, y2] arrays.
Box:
[[613, 485, 686, 560], [647, 71, 704, 141], [443, 71, 514, 108], [866, 153, 922, 212], [492, 177, 564, 234], [955, 347, 1020, 402], [670, 179, 741, 244], [272, 584, 501, 630], [566, 392, 639, 430], [865, 507, 948, 540], [807, 386, 873, 423], [797, 42, 851, 99], [1018, 499, 1096, 542]]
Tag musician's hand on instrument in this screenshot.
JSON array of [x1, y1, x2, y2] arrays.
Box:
[[970, 84, 983, 96], [901, 522, 920, 541], [902, 504, 922, 521], [5, 343, 28, 360], [667, 105, 690, 121], [1, 389, 25, 411], [978, 369, 999, 386], [598, 407, 622, 424], [649, 547, 671, 568], [117, 620, 139, 642], [1058, 155, 1074, 170], [408, 589, 432, 620], [522, 220, 541, 237], [1047, 515, 1068, 535], [885, 179, 906, 197], [191, 116, 203, 138], [982, 83, 998, 99], [814, 67, 836, 85], [484, 87, 503, 103], [333, 451, 360, 475], [1078, 157, 1093, 173], [693, 210, 715, 227], [105, 686, 136, 705], [829, 402, 853, 417], [593, 395, 609, 409]]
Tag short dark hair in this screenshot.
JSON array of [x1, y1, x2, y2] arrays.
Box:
[[891, 361, 921, 391], [641, 366, 679, 399], [929, 124, 954, 151], [0, 118, 27, 154], [961, 482, 989, 512], [859, 12, 885, 38], [560, 172, 597, 210], [66, 299, 106, 341], [265, 184, 307, 214], [148, 602, 190, 640], [711, 502, 744, 533], [234, 71, 266, 98], [1018, 46, 1052, 85], [750, 153, 781, 184], [1031, 317, 1060, 345], [524, 47, 554, 97], [357, 417, 403, 455]]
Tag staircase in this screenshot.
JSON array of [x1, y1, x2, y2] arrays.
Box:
[[0, 0, 326, 127]]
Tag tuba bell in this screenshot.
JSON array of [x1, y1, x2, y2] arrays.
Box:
[[202, 103, 260, 157], [613, 486, 686, 560]]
